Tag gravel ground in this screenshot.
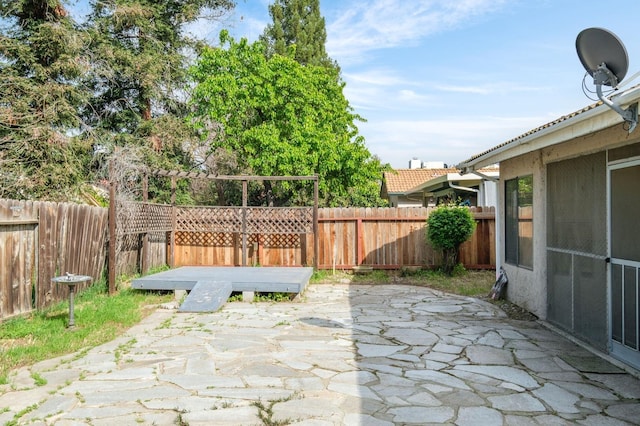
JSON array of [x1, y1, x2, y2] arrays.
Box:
[[485, 298, 538, 321]]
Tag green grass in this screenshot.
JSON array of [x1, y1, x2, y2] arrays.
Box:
[[311, 267, 495, 297], [1, 267, 495, 386], [398, 268, 495, 296], [0, 280, 172, 384]]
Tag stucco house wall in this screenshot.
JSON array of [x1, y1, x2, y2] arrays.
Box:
[[499, 151, 547, 319], [458, 84, 640, 371], [498, 124, 638, 320]]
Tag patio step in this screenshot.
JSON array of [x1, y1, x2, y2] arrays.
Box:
[[178, 280, 233, 313]]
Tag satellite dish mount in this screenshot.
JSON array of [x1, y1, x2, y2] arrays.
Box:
[[576, 27, 638, 133]]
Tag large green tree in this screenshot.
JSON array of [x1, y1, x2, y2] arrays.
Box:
[[0, 0, 90, 200], [260, 0, 337, 70], [0, 0, 235, 202], [190, 31, 386, 207], [82, 0, 234, 201]]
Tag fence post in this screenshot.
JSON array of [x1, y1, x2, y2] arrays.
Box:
[[313, 177, 319, 270], [108, 161, 116, 295], [140, 174, 148, 274], [242, 179, 247, 266], [357, 217, 364, 266], [169, 176, 176, 268]]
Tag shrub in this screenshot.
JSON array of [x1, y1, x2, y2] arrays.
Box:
[[426, 203, 477, 275]]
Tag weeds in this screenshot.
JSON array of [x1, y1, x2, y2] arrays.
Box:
[[6, 403, 38, 425], [174, 412, 189, 425], [114, 338, 137, 363], [30, 372, 47, 386], [312, 268, 494, 297], [157, 317, 173, 330], [252, 392, 301, 425], [227, 292, 243, 302], [254, 292, 293, 302], [398, 268, 494, 296], [0, 279, 172, 383]]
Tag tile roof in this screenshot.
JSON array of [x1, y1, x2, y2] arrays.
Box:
[[458, 101, 602, 166], [382, 168, 453, 193]]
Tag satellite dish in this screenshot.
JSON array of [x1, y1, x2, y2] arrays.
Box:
[[576, 27, 637, 132], [576, 27, 628, 87]]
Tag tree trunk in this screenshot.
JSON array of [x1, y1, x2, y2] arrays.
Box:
[[442, 247, 459, 276], [264, 180, 274, 207]]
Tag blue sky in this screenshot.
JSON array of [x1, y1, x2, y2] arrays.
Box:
[[73, 0, 640, 169]]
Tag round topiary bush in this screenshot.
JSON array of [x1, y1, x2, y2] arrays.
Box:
[[426, 203, 477, 275]]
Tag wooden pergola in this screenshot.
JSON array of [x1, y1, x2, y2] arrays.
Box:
[[108, 167, 319, 294]]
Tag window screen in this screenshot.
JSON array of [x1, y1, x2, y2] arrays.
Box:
[[505, 175, 533, 268], [546, 152, 607, 350]]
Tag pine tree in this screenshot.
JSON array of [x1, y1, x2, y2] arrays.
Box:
[[82, 0, 234, 201], [0, 0, 90, 200], [83, 2, 234, 153], [260, 0, 338, 71]]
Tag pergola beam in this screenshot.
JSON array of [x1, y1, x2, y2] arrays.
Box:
[[109, 168, 320, 291], [149, 169, 317, 182]]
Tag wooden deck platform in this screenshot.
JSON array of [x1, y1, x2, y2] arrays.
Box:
[[132, 267, 313, 312]]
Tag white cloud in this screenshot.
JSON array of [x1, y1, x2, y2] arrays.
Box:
[[343, 81, 433, 112], [435, 82, 543, 95], [436, 85, 492, 95], [360, 114, 548, 167], [343, 85, 385, 111], [398, 89, 429, 103], [326, 0, 509, 62], [343, 69, 409, 86], [342, 69, 433, 111]]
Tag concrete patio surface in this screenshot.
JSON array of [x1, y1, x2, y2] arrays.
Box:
[[1, 283, 639, 425]]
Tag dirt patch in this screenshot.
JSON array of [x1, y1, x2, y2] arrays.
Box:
[[486, 298, 538, 321]]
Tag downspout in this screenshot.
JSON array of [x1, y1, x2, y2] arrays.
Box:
[[495, 192, 502, 278], [448, 183, 478, 193]]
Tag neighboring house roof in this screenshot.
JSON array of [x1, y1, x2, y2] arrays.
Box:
[[405, 167, 499, 196], [382, 168, 452, 195], [457, 85, 640, 172]]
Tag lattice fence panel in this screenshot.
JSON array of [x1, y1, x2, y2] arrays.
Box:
[[245, 207, 313, 234], [176, 206, 243, 233], [251, 233, 302, 248], [175, 232, 235, 246], [117, 201, 172, 235], [115, 204, 313, 236]]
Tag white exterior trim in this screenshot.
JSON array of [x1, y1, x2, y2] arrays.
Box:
[[458, 86, 640, 171]]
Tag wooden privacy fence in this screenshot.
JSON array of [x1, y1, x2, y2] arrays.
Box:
[[0, 199, 108, 320], [1, 199, 495, 320], [317, 207, 495, 270], [172, 206, 495, 270]]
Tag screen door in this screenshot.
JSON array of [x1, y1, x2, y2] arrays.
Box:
[[609, 161, 640, 369]]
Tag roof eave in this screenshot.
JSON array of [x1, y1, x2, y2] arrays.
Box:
[[405, 171, 499, 195], [457, 86, 640, 173]]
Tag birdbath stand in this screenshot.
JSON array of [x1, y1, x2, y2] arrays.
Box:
[[52, 273, 92, 328]]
